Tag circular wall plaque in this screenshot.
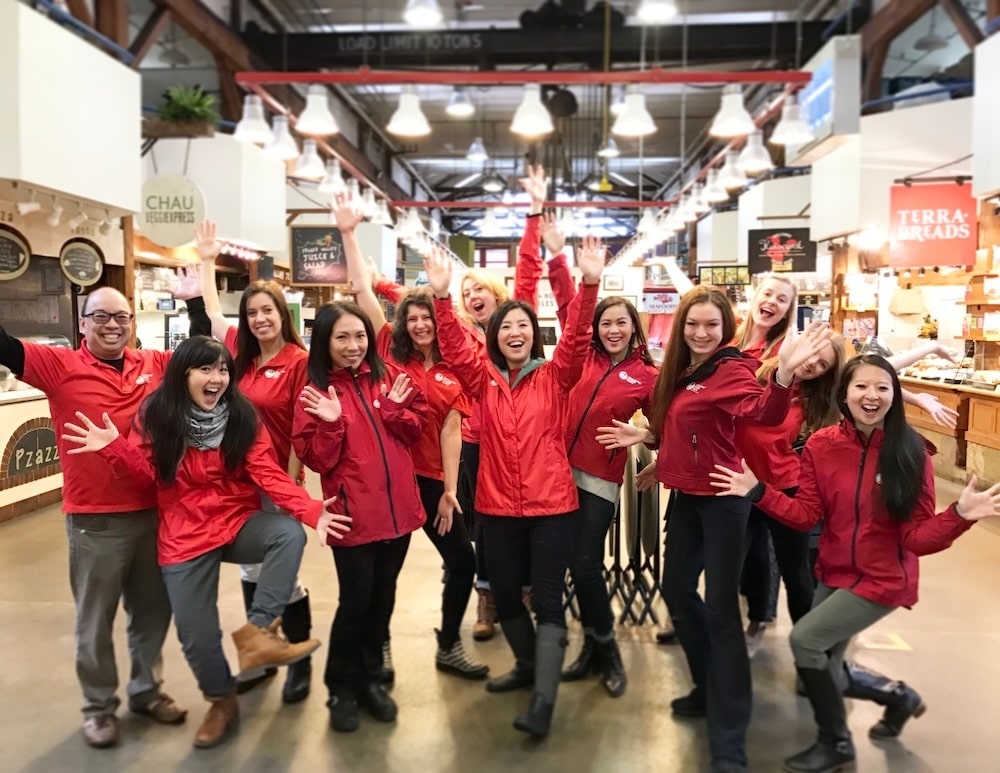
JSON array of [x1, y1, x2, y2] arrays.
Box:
[[0, 225, 31, 281], [141, 174, 207, 248], [60, 238, 105, 287]]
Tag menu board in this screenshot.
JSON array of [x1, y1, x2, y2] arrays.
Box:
[[290, 226, 347, 286], [0, 225, 31, 281], [59, 238, 105, 287]]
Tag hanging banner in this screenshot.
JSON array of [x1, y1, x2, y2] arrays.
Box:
[[290, 226, 347, 286], [747, 229, 817, 274], [888, 182, 977, 267], [141, 174, 206, 248]]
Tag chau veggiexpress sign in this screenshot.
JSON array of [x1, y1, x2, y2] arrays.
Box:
[[888, 182, 977, 267]]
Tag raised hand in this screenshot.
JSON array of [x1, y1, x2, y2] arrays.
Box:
[[195, 220, 220, 262], [382, 373, 413, 404], [172, 264, 202, 301], [540, 212, 566, 255], [62, 411, 120, 455], [300, 385, 342, 423], [519, 163, 549, 212], [423, 248, 453, 299], [709, 460, 759, 498], [575, 234, 606, 285], [317, 495, 352, 542], [776, 320, 833, 385], [914, 392, 959, 430], [596, 419, 651, 450], [955, 476, 1000, 521], [636, 461, 658, 492], [435, 491, 462, 536], [330, 191, 364, 233]]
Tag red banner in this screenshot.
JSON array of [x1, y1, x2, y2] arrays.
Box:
[[888, 182, 977, 267]]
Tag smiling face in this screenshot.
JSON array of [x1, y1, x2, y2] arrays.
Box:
[[462, 278, 498, 327], [406, 304, 436, 351], [796, 340, 837, 381], [79, 287, 133, 360], [684, 302, 724, 365], [329, 313, 368, 371], [497, 307, 534, 369], [750, 277, 795, 332], [245, 291, 283, 346], [845, 363, 894, 433], [186, 359, 230, 411], [598, 303, 634, 361]]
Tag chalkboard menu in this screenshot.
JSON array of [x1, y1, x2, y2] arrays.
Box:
[[59, 238, 105, 287], [290, 226, 347, 286], [0, 225, 31, 281]]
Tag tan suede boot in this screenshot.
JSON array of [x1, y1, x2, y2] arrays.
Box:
[[232, 617, 321, 676], [473, 589, 496, 641], [193, 691, 239, 749]]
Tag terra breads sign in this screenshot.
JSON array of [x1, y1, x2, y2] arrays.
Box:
[[141, 174, 207, 248], [888, 182, 977, 267]]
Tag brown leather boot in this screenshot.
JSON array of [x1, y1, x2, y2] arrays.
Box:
[[232, 617, 321, 676], [473, 588, 496, 641], [193, 691, 239, 749]]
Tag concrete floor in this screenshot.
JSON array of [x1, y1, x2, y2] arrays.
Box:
[[1, 476, 999, 772]]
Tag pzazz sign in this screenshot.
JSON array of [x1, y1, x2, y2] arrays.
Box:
[[888, 182, 977, 267]]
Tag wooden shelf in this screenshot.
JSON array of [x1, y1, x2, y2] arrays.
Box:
[[965, 331, 1000, 342]]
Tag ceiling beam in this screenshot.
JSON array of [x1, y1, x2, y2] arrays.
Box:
[[128, 6, 171, 69], [938, 0, 984, 48], [65, 0, 94, 28], [153, 0, 252, 71], [860, 0, 937, 50], [95, 0, 130, 48]]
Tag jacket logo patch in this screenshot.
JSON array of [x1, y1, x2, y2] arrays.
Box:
[[489, 379, 498, 387], [618, 371, 641, 386], [685, 382, 706, 393], [434, 372, 457, 387], [264, 368, 284, 379], [373, 399, 381, 409], [136, 374, 153, 385], [875, 473, 882, 485]]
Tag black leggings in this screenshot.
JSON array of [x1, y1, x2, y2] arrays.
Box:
[[459, 441, 488, 583], [567, 489, 616, 637], [417, 475, 477, 647]]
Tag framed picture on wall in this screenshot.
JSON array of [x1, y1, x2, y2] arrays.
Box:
[[603, 275, 624, 291], [506, 276, 557, 319]]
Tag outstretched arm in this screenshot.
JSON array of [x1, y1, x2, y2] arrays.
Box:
[[194, 220, 235, 342], [333, 192, 387, 330], [549, 236, 603, 391]]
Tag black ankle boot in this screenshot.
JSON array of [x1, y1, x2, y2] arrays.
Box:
[[358, 682, 397, 722], [843, 662, 925, 739], [280, 595, 313, 704], [560, 634, 598, 682], [327, 688, 359, 733], [784, 667, 856, 773], [595, 637, 627, 698], [512, 624, 566, 739]]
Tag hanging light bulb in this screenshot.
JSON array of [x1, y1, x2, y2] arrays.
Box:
[[510, 84, 554, 138], [387, 86, 431, 137], [597, 136, 620, 159], [264, 115, 300, 161], [398, 209, 423, 240], [738, 130, 774, 175], [709, 84, 755, 138], [770, 95, 815, 146], [234, 95, 271, 144], [466, 137, 489, 163], [637, 0, 678, 25], [372, 199, 394, 226], [46, 199, 63, 227], [318, 159, 346, 194], [293, 139, 326, 179], [404, 0, 443, 29], [679, 193, 698, 223], [445, 87, 475, 118], [346, 177, 361, 205], [295, 85, 339, 137], [719, 150, 748, 190], [481, 168, 505, 193], [612, 85, 656, 138], [480, 209, 502, 237], [703, 168, 729, 203], [637, 209, 659, 235], [16, 190, 40, 216], [691, 183, 710, 214], [360, 187, 378, 219]]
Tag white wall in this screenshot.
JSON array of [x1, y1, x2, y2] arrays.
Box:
[[973, 34, 1000, 199], [736, 176, 811, 264], [696, 210, 739, 264]]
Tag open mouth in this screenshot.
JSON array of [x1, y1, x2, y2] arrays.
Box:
[[860, 402, 881, 416], [203, 386, 221, 406], [758, 307, 775, 320]]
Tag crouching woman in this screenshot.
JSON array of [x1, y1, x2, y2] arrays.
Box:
[[62, 336, 350, 749]]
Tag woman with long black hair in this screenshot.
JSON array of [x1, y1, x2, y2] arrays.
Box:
[[292, 301, 428, 733], [62, 336, 349, 749], [711, 354, 1000, 773]]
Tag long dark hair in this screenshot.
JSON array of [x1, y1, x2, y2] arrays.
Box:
[[485, 300, 545, 370], [234, 281, 305, 379], [308, 301, 387, 387], [591, 296, 653, 365], [140, 336, 258, 484], [390, 290, 440, 364], [837, 354, 926, 522], [649, 286, 735, 431]]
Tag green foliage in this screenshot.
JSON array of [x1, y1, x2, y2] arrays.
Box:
[[157, 85, 219, 123]]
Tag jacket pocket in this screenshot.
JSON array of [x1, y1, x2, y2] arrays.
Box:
[[338, 483, 350, 520]]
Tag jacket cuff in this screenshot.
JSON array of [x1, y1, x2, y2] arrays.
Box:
[[184, 296, 206, 314]]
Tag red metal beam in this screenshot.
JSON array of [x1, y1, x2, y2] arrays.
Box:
[[236, 67, 813, 88], [389, 200, 670, 208]]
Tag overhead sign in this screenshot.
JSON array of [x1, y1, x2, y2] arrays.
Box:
[[641, 291, 681, 314], [141, 174, 206, 248], [290, 226, 347, 285], [0, 225, 31, 281], [888, 182, 977, 267], [60, 239, 104, 287], [748, 229, 817, 274]]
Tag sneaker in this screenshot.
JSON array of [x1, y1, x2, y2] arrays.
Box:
[[82, 714, 119, 748], [671, 688, 707, 718], [435, 634, 489, 680]]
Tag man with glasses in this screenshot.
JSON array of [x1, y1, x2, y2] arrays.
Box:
[[0, 286, 186, 748]]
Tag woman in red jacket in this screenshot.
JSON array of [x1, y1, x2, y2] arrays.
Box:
[[597, 286, 831, 773], [292, 302, 428, 734], [424, 237, 604, 739], [713, 354, 1000, 773], [62, 336, 349, 749]]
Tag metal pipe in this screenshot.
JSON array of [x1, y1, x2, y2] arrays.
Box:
[[388, 200, 671, 208], [32, 0, 135, 64], [235, 67, 813, 87]]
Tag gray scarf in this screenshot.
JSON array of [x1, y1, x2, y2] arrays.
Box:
[[186, 403, 229, 450]]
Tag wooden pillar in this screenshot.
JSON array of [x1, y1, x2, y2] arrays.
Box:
[[939, 0, 985, 47], [121, 216, 137, 347], [989, 0, 1000, 22], [95, 0, 130, 48]]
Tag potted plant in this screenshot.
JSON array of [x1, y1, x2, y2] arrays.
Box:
[[143, 85, 219, 139]]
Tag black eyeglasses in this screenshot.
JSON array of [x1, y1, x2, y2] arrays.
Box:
[[82, 311, 134, 325]]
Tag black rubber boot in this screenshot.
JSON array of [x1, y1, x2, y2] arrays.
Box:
[[843, 662, 926, 739], [327, 687, 359, 733], [560, 632, 598, 682], [236, 580, 275, 693], [280, 594, 313, 704], [486, 612, 535, 693], [783, 667, 856, 773], [595, 637, 627, 698], [513, 624, 567, 739]]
